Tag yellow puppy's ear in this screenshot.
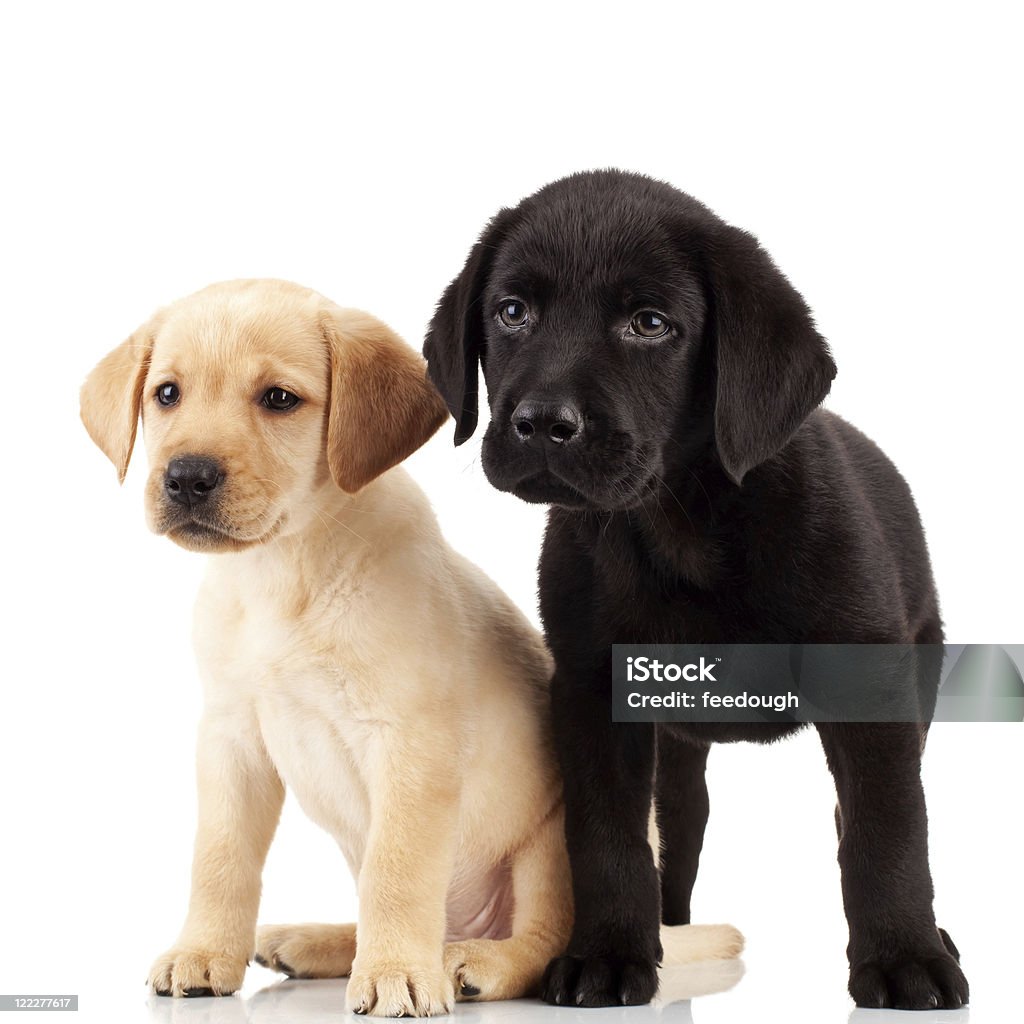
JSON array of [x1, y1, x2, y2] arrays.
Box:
[[322, 306, 448, 494], [80, 323, 156, 483]]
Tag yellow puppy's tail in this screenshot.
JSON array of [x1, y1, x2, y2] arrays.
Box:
[[658, 923, 745, 965]]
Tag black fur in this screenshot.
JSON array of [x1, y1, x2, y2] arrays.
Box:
[[424, 170, 968, 1010]]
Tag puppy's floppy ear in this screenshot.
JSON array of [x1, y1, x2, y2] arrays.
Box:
[[707, 226, 837, 485], [322, 305, 448, 493], [423, 206, 519, 444], [80, 322, 157, 483]]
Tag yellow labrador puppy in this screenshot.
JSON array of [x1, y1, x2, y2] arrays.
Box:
[[80, 279, 742, 1016]]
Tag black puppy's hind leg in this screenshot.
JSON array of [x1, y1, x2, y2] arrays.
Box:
[[818, 723, 969, 1010], [655, 731, 710, 926]]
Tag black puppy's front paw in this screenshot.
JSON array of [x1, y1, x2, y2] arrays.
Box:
[[850, 950, 969, 1010], [541, 954, 658, 1007]]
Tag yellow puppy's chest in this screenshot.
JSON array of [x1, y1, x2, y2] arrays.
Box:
[[250, 650, 516, 941], [196, 558, 521, 941], [256, 664, 376, 874], [199, 581, 382, 873]]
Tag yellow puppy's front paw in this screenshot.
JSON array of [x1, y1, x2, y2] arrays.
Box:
[[443, 938, 537, 1001], [346, 960, 454, 1017], [148, 946, 247, 997]]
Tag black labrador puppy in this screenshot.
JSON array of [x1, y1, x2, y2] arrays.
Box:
[[423, 170, 968, 1011]]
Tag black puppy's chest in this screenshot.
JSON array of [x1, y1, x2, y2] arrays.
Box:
[[543, 511, 807, 745], [622, 545, 807, 745], [592, 519, 759, 646], [604, 570, 739, 647]]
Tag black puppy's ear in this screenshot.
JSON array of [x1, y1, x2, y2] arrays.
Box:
[[708, 226, 837, 484], [424, 207, 518, 445]]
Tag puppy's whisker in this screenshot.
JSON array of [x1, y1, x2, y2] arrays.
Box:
[[251, 477, 285, 494], [309, 504, 372, 547], [248, 477, 375, 530], [638, 456, 696, 536], [661, 439, 717, 521], [680, 463, 716, 521]]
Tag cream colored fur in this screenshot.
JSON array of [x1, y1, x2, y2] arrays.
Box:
[[81, 279, 742, 1017]]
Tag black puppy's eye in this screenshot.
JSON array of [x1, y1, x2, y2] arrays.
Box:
[[261, 386, 301, 411], [156, 383, 180, 406], [498, 299, 529, 329], [630, 311, 671, 339]]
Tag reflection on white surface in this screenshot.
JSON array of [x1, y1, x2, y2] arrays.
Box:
[[144, 960, 745, 1023], [848, 1008, 970, 1024]]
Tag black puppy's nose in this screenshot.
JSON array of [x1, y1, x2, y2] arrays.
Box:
[[511, 400, 583, 445], [165, 456, 223, 506]]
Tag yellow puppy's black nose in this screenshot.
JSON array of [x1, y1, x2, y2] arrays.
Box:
[[165, 456, 223, 507]]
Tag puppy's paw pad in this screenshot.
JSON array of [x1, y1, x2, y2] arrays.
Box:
[[850, 951, 969, 1010], [542, 954, 658, 1007], [148, 947, 246, 997], [255, 923, 355, 979], [346, 963, 454, 1017]]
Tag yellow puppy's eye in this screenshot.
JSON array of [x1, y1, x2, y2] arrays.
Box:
[[630, 311, 671, 339], [156, 383, 180, 406], [261, 386, 301, 411], [499, 299, 529, 328]]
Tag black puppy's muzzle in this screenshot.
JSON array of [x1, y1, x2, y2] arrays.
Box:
[[511, 398, 583, 447], [164, 456, 224, 508]]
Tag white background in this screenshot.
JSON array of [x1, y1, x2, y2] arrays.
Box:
[[1, 2, 1021, 1022]]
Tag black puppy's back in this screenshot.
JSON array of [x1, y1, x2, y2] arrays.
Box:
[[733, 408, 942, 645]]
